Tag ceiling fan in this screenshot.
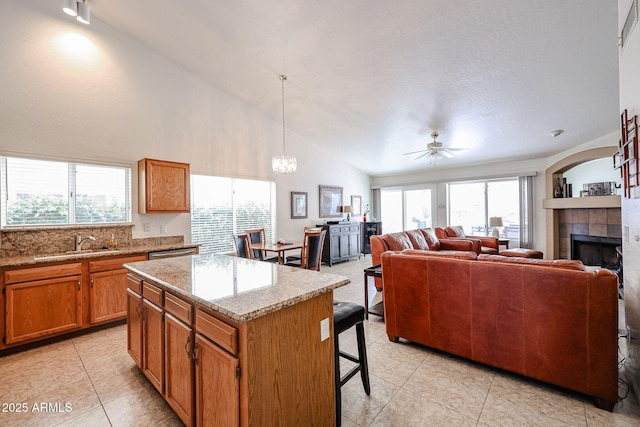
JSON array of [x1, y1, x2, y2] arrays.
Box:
[[403, 132, 469, 161]]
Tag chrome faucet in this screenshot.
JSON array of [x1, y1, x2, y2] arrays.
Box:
[[75, 234, 96, 251]]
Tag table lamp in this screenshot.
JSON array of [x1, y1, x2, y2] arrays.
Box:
[[343, 205, 352, 222], [489, 217, 503, 237]]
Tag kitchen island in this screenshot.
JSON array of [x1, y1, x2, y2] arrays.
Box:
[[124, 253, 350, 427]]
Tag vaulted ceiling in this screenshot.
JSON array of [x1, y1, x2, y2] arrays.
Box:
[[91, 0, 620, 176]]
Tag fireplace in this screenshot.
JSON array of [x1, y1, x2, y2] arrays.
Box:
[[570, 234, 621, 269]]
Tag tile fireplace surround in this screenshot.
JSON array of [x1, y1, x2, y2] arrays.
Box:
[[558, 208, 622, 260]]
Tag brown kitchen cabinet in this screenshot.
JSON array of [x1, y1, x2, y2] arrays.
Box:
[[166, 314, 194, 426], [89, 255, 146, 324], [125, 265, 335, 427], [126, 277, 165, 394], [4, 264, 83, 345], [126, 287, 143, 368], [138, 158, 191, 213], [194, 332, 239, 427]]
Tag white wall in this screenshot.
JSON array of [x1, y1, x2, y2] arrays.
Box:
[[0, 0, 370, 242]]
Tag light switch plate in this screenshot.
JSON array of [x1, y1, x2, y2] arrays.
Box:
[[320, 318, 330, 341]]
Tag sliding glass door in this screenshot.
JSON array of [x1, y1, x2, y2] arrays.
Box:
[[380, 187, 434, 234], [448, 179, 520, 246]]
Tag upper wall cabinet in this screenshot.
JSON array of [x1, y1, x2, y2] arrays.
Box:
[[138, 158, 190, 214]]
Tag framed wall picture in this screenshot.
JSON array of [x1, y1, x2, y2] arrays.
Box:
[[319, 185, 343, 218], [351, 195, 362, 216], [291, 191, 308, 219]]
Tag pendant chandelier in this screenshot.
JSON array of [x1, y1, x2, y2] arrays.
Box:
[[272, 75, 297, 174]]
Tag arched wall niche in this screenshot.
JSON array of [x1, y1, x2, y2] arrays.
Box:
[[543, 146, 621, 259]]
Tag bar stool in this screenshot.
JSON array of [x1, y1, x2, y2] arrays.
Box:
[[333, 301, 370, 426]]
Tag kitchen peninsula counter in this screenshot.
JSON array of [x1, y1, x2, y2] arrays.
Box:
[[124, 254, 349, 426]]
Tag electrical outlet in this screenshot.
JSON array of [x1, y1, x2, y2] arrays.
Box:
[[143, 223, 151, 232], [320, 318, 330, 341], [161, 225, 167, 234]]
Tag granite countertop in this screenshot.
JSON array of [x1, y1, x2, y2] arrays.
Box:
[[124, 254, 350, 323], [0, 243, 200, 268]]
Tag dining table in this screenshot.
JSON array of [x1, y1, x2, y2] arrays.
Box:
[[249, 240, 304, 264]]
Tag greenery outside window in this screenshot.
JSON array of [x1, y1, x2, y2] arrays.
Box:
[[1, 156, 131, 227]]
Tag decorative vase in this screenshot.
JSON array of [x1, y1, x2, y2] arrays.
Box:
[[363, 214, 367, 222]]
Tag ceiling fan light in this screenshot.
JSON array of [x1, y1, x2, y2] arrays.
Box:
[[62, 0, 77, 16]]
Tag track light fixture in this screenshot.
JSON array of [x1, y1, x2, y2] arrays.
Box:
[[77, 1, 90, 24], [62, 0, 77, 16], [62, 0, 90, 25]]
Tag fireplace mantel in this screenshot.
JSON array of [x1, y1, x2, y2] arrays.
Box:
[[545, 146, 620, 259], [543, 195, 621, 209]]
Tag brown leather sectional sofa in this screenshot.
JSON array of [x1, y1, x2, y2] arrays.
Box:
[[380, 248, 618, 411], [370, 228, 475, 290]]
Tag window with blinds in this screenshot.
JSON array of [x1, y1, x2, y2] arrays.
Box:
[[191, 175, 275, 255], [1, 156, 131, 227]]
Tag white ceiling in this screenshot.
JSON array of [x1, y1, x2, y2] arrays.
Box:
[[91, 0, 620, 176]]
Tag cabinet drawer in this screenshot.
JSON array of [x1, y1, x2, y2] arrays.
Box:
[[127, 274, 142, 294], [195, 309, 238, 355], [341, 226, 350, 232], [89, 254, 147, 272], [143, 282, 163, 307], [5, 263, 82, 285], [350, 225, 360, 232], [165, 293, 192, 325]]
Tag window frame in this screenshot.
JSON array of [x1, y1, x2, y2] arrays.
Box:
[[0, 155, 132, 228], [190, 174, 276, 255]]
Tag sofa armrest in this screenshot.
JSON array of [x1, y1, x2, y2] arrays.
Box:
[[439, 238, 475, 252], [473, 235, 499, 250], [370, 235, 383, 266]]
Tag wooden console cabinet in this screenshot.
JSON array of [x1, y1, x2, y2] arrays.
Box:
[[317, 223, 361, 266], [138, 158, 191, 214], [361, 221, 382, 254]]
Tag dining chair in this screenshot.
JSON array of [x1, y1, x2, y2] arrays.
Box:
[[285, 229, 326, 271], [232, 233, 253, 259], [245, 228, 278, 262], [285, 226, 322, 263]]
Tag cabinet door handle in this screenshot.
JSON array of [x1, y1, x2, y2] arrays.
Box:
[[184, 335, 191, 357], [77, 280, 81, 291], [139, 304, 145, 321], [192, 342, 199, 365], [90, 278, 94, 288]]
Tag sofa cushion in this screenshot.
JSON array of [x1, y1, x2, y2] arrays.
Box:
[[419, 228, 441, 250], [401, 249, 477, 260], [384, 232, 414, 251], [406, 229, 430, 250], [445, 226, 466, 238], [478, 254, 585, 271]]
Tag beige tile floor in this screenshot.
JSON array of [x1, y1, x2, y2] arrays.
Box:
[[0, 256, 638, 426]]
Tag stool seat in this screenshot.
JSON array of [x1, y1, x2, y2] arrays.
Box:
[[501, 248, 543, 258], [334, 302, 365, 334], [333, 301, 370, 426]]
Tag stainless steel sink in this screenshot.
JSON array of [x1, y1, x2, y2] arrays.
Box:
[[34, 249, 121, 261]]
